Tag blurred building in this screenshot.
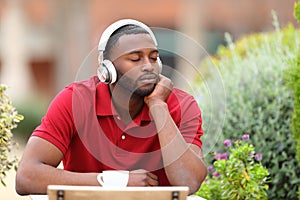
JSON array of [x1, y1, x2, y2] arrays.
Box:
[[0, 0, 298, 102]]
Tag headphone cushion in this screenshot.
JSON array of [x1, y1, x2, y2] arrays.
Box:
[[98, 60, 117, 84], [157, 57, 163, 73]]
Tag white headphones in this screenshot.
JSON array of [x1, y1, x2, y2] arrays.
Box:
[[97, 19, 162, 84]]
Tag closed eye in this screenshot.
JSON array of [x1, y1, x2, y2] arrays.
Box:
[[128, 54, 140, 62], [131, 58, 140, 62], [150, 57, 158, 62]]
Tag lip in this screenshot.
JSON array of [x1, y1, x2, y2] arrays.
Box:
[[138, 74, 158, 81], [138, 78, 157, 84], [137, 74, 158, 84]]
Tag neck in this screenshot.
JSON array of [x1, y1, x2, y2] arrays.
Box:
[[109, 84, 144, 123]]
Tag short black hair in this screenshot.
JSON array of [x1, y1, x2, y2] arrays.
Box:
[[103, 24, 150, 60]]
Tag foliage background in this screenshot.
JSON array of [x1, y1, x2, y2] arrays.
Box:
[[195, 20, 300, 199], [0, 85, 23, 186], [282, 2, 300, 197], [196, 137, 269, 200], [284, 54, 300, 200]]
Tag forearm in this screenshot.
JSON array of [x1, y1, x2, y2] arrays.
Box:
[[16, 163, 98, 195], [149, 101, 207, 194]]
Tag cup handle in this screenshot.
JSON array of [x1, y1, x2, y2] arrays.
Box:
[[97, 173, 105, 186]]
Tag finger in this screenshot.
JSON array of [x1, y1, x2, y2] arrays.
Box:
[[146, 172, 159, 186], [147, 177, 159, 186], [147, 172, 158, 180], [131, 169, 147, 174], [157, 75, 173, 88], [158, 74, 165, 79]]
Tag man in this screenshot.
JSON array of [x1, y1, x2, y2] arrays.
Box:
[[16, 19, 207, 195]]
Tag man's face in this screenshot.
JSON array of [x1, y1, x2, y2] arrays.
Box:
[[109, 34, 160, 97]]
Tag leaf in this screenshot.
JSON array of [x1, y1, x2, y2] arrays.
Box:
[[1, 179, 6, 187], [0, 85, 23, 188], [295, 1, 300, 24]]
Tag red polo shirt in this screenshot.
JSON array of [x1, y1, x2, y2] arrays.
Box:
[[32, 76, 203, 186]]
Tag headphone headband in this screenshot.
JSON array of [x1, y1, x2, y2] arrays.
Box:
[[97, 19, 158, 52], [97, 19, 162, 84]]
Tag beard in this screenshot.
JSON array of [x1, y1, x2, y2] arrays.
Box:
[[134, 84, 156, 97], [116, 70, 158, 97]]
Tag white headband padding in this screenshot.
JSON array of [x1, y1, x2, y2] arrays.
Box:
[[97, 19, 158, 52]]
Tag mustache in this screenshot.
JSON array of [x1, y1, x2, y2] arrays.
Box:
[[137, 72, 159, 81]]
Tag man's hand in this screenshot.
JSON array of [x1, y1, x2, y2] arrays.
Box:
[[144, 75, 173, 107], [127, 169, 159, 186]]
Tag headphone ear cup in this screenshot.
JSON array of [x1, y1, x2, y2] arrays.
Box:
[[97, 65, 109, 83], [97, 60, 117, 84], [157, 57, 163, 74]]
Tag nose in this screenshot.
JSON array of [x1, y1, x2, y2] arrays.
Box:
[[141, 58, 154, 72]]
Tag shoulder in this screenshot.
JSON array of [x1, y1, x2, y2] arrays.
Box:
[[48, 76, 99, 111], [166, 88, 201, 122], [166, 87, 197, 105], [56, 76, 99, 100]]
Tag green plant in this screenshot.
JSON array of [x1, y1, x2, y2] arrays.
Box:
[[15, 100, 47, 140], [0, 84, 23, 186], [196, 135, 269, 200], [284, 54, 300, 199], [295, 0, 300, 24], [195, 23, 300, 199]]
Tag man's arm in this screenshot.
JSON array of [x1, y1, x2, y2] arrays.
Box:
[[16, 137, 159, 195], [15, 136, 99, 195], [144, 75, 207, 195]]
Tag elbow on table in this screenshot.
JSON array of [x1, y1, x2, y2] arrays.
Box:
[[189, 169, 208, 195], [188, 178, 205, 195], [15, 168, 33, 195], [170, 172, 208, 195]]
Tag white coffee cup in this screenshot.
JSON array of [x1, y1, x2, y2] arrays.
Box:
[[97, 170, 129, 187]]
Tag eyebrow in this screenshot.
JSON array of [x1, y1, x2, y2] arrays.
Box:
[[127, 49, 159, 55]]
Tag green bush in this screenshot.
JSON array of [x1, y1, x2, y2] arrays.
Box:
[[195, 23, 300, 199], [196, 135, 269, 200], [295, 0, 300, 24], [284, 54, 300, 199], [0, 85, 23, 186], [14, 101, 47, 140]]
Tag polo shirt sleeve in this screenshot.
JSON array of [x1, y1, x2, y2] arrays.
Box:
[[179, 95, 203, 148], [168, 89, 204, 148], [31, 86, 75, 155]]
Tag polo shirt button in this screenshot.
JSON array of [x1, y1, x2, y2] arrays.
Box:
[[121, 135, 126, 140], [116, 116, 121, 120]]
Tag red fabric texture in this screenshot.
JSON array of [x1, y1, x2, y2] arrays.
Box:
[[32, 76, 204, 186]]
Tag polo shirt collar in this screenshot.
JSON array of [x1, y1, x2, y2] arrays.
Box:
[[95, 83, 152, 122], [95, 83, 114, 116]]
